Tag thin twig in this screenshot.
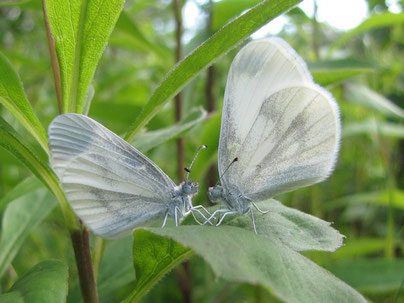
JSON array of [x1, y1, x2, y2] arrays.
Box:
[[41, 0, 63, 114]]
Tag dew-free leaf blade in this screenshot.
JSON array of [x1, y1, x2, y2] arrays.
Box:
[[131, 226, 366, 303], [43, 0, 125, 113], [0, 189, 57, 278], [343, 119, 404, 138], [7, 260, 68, 303], [332, 12, 404, 49], [0, 51, 48, 151], [0, 117, 76, 229], [344, 84, 404, 119], [132, 107, 207, 152], [124, 231, 192, 303], [309, 59, 374, 86], [124, 0, 302, 141], [327, 258, 404, 292], [228, 199, 345, 252]]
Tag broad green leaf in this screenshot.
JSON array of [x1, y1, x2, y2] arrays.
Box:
[[325, 190, 404, 211], [332, 238, 386, 259], [5, 260, 68, 303], [309, 59, 373, 86], [124, 232, 192, 303], [344, 84, 404, 119], [0, 292, 23, 303], [0, 176, 42, 213], [0, 117, 76, 229], [133, 107, 207, 152], [211, 0, 261, 30], [43, 0, 125, 113], [332, 12, 404, 49], [124, 0, 302, 141], [343, 119, 404, 138], [328, 258, 404, 292], [0, 189, 57, 278], [228, 200, 344, 252], [0, 51, 48, 151], [129, 226, 365, 303]]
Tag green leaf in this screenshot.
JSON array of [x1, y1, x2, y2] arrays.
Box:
[[43, 0, 125, 113], [327, 258, 404, 292], [343, 119, 404, 138], [114, 11, 169, 59], [0, 0, 31, 7], [130, 226, 365, 303], [344, 84, 404, 119], [309, 59, 374, 86], [228, 200, 344, 252], [124, 232, 192, 303], [124, 0, 302, 141], [4, 260, 68, 303], [0, 117, 76, 229], [332, 238, 386, 259], [211, 0, 262, 30], [132, 107, 207, 152], [0, 176, 42, 214], [0, 51, 48, 151], [325, 190, 404, 211], [0, 292, 23, 303], [0, 189, 57, 278], [332, 12, 404, 49]]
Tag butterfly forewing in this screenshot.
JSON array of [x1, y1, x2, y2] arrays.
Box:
[[48, 114, 175, 238], [219, 39, 341, 201]]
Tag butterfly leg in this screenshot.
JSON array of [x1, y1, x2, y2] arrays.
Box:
[[216, 211, 237, 226], [161, 212, 169, 228], [191, 205, 214, 225], [250, 208, 257, 234], [203, 209, 228, 225], [251, 202, 269, 214], [174, 206, 180, 226]]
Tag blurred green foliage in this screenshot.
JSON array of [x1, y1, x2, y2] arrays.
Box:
[[0, 0, 403, 302]]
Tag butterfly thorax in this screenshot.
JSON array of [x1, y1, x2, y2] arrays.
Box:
[[167, 180, 199, 219], [208, 185, 250, 214]]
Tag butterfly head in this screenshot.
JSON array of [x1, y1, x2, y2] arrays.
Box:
[[207, 185, 223, 204], [181, 179, 199, 196]]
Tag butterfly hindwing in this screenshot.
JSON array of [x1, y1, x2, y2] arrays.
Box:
[[48, 114, 176, 238]]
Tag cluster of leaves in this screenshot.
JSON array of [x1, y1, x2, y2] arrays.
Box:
[[0, 0, 403, 302]]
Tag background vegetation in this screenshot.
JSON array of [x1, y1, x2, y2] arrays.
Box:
[[0, 0, 403, 302]]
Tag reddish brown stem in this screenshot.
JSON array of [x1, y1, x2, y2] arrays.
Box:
[[70, 228, 99, 303]]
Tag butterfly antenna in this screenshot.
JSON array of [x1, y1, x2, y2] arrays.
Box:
[[185, 145, 207, 180], [215, 157, 239, 186]]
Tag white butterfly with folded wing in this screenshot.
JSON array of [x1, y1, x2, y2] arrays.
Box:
[[207, 38, 341, 233], [48, 113, 208, 238]]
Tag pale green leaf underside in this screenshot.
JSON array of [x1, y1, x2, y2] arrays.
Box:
[[227, 199, 344, 252], [5, 260, 68, 303], [124, 0, 302, 141], [0, 189, 57, 278], [44, 0, 125, 113], [134, 226, 366, 303], [0, 51, 48, 151]]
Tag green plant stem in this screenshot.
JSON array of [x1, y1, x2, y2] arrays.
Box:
[[92, 236, 105, 279], [41, 0, 63, 114], [71, 227, 99, 303]]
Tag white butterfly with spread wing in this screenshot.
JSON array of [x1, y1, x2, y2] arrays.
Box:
[[207, 38, 341, 233], [48, 113, 209, 238]]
